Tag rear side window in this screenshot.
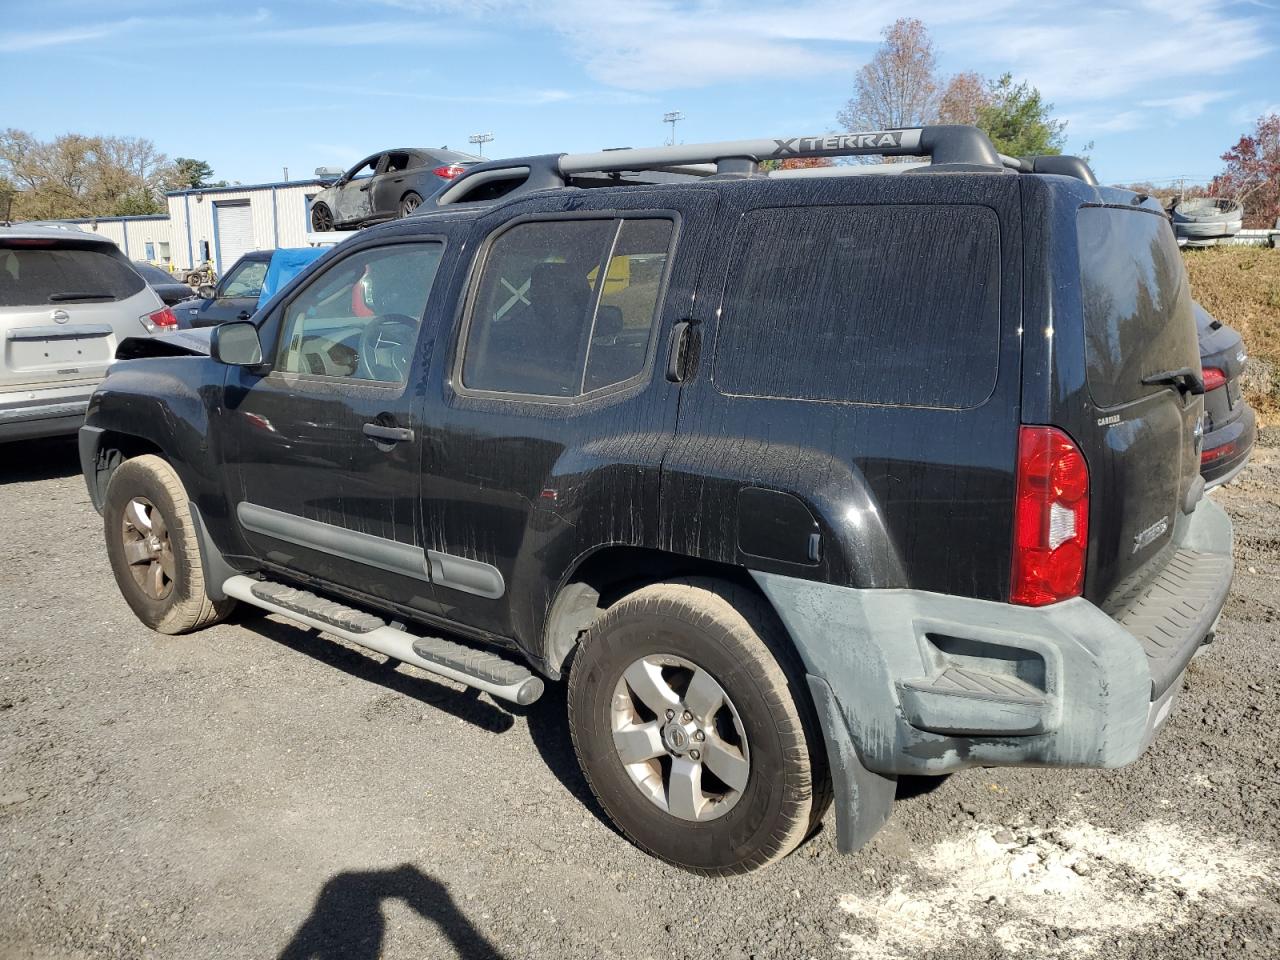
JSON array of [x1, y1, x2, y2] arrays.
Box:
[[0, 244, 145, 306], [713, 205, 1001, 408], [1077, 207, 1198, 408], [461, 217, 674, 398]]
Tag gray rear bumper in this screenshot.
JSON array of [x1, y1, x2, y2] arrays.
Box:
[[0, 390, 92, 442], [753, 496, 1233, 851]]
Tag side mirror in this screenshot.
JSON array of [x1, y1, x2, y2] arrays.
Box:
[[198, 283, 216, 299], [210, 320, 264, 367]]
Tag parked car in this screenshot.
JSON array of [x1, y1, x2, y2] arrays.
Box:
[[1, 225, 172, 442], [1195, 301, 1255, 487], [133, 261, 196, 306], [176, 250, 272, 328], [309, 147, 480, 231], [176, 249, 329, 328], [80, 126, 1233, 875]]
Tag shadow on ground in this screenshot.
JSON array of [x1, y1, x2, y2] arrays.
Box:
[[0, 437, 81, 484], [278, 864, 507, 960]]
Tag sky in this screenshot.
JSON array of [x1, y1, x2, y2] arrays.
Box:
[[1, 0, 1278, 188]]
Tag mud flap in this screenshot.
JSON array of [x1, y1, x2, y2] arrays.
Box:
[[807, 675, 896, 853]]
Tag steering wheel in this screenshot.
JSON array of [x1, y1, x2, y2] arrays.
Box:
[[356, 313, 419, 382]]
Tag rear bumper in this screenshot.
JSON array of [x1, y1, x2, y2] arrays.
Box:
[[753, 496, 1233, 850], [1202, 403, 1255, 489], [0, 385, 93, 442]]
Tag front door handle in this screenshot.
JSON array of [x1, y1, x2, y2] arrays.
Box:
[[237, 310, 251, 321], [363, 423, 414, 443]]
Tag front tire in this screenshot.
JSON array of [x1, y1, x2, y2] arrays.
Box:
[[310, 201, 334, 231], [567, 578, 831, 875], [103, 455, 235, 635]]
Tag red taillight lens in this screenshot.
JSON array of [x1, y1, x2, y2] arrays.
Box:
[[433, 164, 466, 179], [1010, 425, 1089, 607], [1201, 367, 1227, 392], [141, 307, 178, 332], [1202, 441, 1236, 464]]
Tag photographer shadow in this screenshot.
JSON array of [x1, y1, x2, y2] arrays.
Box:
[[278, 864, 507, 960]]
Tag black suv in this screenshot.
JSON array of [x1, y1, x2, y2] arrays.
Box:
[[80, 126, 1234, 875]]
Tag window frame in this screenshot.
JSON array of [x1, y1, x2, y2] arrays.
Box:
[[266, 235, 449, 391], [450, 209, 681, 406]]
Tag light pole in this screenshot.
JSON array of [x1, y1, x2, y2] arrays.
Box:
[[468, 132, 495, 159], [663, 112, 684, 146]]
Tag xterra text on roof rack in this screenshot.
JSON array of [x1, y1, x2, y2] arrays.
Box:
[[80, 125, 1233, 875]]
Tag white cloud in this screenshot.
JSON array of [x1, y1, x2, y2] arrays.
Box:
[[1140, 91, 1234, 119]]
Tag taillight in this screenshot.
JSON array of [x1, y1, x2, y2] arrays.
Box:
[[1202, 441, 1236, 464], [141, 307, 178, 333], [1010, 425, 1089, 607], [433, 164, 466, 179], [1201, 367, 1227, 392]]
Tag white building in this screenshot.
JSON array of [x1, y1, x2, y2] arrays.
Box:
[[166, 179, 329, 273], [46, 178, 330, 274]]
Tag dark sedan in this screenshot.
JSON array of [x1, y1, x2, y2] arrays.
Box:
[[309, 147, 479, 231], [133, 261, 196, 306], [1195, 301, 1256, 488], [176, 250, 272, 328]]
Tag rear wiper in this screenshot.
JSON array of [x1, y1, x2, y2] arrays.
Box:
[[1142, 367, 1204, 396], [48, 291, 113, 302]]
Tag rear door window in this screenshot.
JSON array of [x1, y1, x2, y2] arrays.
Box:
[[712, 205, 1001, 408], [460, 217, 674, 399], [0, 244, 145, 306], [1077, 207, 1198, 408]]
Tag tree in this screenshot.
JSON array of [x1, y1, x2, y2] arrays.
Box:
[[0, 129, 177, 219], [173, 157, 215, 189], [1209, 114, 1280, 228], [838, 18, 940, 132], [938, 71, 987, 126], [975, 73, 1068, 157]]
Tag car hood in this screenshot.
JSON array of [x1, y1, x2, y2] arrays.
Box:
[[116, 326, 214, 360]]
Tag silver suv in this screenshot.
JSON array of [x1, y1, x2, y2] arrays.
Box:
[[1, 226, 172, 442]]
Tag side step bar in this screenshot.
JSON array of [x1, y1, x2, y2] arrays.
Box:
[[222, 576, 545, 705]]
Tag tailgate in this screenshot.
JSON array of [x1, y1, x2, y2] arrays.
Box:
[[2, 305, 118, 390], [1073, 206, 1203, 604]]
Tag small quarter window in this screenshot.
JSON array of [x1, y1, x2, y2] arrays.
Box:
[[461, 217, 673, 398], [277, 243, 443, 383]]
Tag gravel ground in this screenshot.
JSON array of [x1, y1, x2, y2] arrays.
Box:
[[1, 435, 1278, 960]]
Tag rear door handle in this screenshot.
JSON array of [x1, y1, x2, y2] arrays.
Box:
[[666, 320, 697, 382], [363, 423, 414, 443]]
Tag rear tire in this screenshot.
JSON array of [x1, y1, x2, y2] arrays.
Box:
[[399, 191, 423, 217], [567, 578, 831, 875], [103, 455, 235, 635], [310, 202, 334, 231]]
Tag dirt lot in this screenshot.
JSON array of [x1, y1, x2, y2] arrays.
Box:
[[2, 435, 1278, 960]]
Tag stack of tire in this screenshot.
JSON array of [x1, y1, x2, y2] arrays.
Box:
[[1171, 197, 1244, 247]]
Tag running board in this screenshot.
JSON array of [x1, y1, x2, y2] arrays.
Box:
[[222, 576, 544, 705]]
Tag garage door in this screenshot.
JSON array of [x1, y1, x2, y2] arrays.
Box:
[[214, 201, 254, 273]]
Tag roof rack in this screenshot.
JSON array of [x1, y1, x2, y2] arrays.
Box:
[[999, 154, 1099, 186], [434, 125, 1003, 205]]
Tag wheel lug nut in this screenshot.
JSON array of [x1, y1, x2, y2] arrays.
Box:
[[689, 749, 700, 761], [694, 730, 705, 742], [682, 711, 692, 722], [665, 709, 675, 720]]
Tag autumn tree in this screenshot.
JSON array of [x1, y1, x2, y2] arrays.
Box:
[[0, 129, 177, 220], [838, 18, 940, 132], [1209, 113, 1280, 228], [938, 71, 987, 126]]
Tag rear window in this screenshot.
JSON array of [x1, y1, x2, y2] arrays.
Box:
[[0, 243, 145, 307], [1078, 207, 1198, 408], [712, 205, 1001, 408]]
